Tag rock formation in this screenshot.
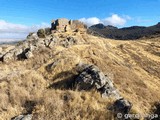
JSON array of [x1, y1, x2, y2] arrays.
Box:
[[51, 18, 87, 33], [0, 18, 87, 63], [76, 65, 126, 95]]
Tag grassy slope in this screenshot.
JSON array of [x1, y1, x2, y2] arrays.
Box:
[[0, 33, 160, 120]]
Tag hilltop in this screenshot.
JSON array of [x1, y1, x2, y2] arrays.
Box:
[[0, 18, 160, 120]]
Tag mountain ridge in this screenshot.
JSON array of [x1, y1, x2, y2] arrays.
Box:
[[88, 22, 160, 40]]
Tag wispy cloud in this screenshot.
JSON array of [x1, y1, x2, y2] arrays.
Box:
[[79, 14, 131, 27], [0, 20, 50, 40]]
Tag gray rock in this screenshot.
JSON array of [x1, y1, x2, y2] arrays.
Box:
[[25, 51, 33, 59], [29, 45, 36, 52], [12, 114, 32, 120], [46, 60, 59, 72], [35, 39, 46, 48], [75, 64, 121, 98], [3, 52, 14, 62], [14, 48, 23, 57], [101, 84, 121, 99], [61, 37, 77, 48], [75, 65, 106, 89], [108, 98, 132, 114], [43, 39, 50, 47], [48, 38, 57, 48], [27, 32, 38, 40]]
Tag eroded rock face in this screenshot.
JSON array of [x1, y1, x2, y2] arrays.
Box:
[[12, 114, 32, 120], [75, 65, 120, 99]]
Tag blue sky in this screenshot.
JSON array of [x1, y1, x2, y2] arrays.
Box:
[[0, 0, 160, 40]]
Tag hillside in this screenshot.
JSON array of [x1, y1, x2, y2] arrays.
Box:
[[88, 22, 160, 40], [0, 19, 160, 120]]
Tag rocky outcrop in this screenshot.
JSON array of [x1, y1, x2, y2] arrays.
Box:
[[51, 18, 87, 33], [12, 114, 32, 120], [75, 64, 132, 115], [75, 64, 121, 99], [0, 18, 86, 63]]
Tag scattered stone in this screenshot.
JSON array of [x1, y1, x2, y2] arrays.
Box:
[[27, 32, 38, 40], [101, 84, 121, 99], [3, 52, 14, 62], [48, 36, 57, 48], [12, 114, 32, 120], [14, 48, 23, 57], [25, 51, 33, 59], [108, 98, 132, 114], [61, 37, 77, 48], [46, 60, 59, 72]]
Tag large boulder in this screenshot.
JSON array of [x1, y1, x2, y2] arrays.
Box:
[[75, 64, 120, 98], [76, 65, 107, 90]]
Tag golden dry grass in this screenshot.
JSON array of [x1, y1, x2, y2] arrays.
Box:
[[0, 33, 160, 119]]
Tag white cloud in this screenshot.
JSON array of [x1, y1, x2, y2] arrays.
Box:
[[103, 14, 126, 26], [0, 20, 50, 40], [79, 17, 101, 27], [79, 14, 130, 27]]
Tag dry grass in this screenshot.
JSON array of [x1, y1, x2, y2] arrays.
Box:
[[0, 33, 160, 119]]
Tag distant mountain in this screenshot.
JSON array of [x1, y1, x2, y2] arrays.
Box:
[[88, 23, 160, 40]]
